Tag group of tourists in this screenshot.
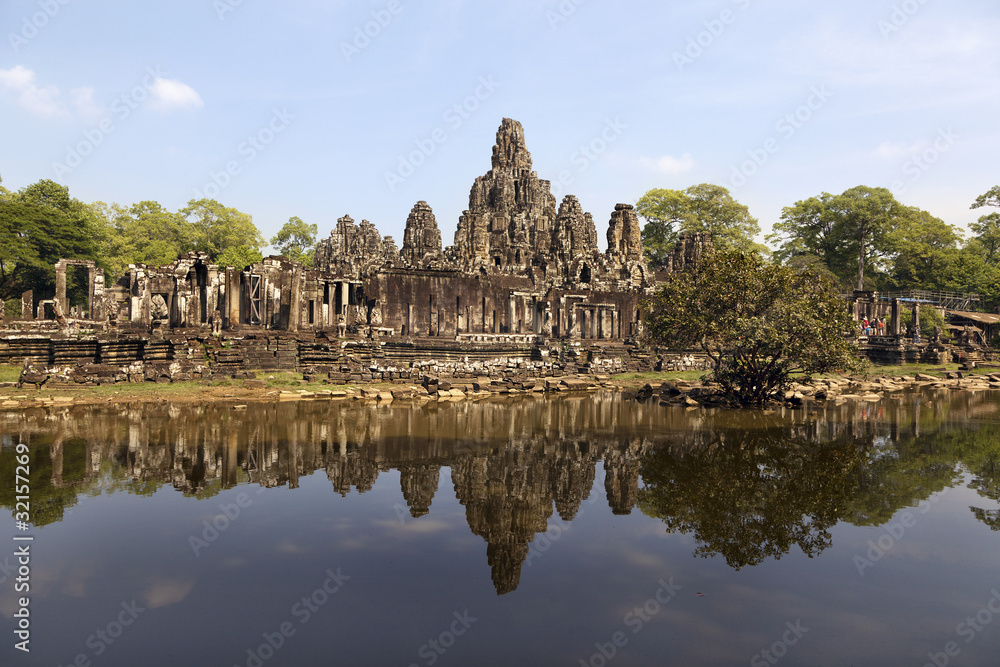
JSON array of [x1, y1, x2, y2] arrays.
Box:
[[859, 315, 924, 343], [859, 316, 886, 336]]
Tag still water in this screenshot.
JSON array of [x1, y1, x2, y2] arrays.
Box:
[[1, 389, 999, 666]]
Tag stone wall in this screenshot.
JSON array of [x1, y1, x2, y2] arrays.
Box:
[[8, 332, 712, 388]]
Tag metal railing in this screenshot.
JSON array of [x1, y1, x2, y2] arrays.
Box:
[[876, 290, 982, 311]]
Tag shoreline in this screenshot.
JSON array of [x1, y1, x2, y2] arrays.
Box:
[[2, 364, 999, 411]]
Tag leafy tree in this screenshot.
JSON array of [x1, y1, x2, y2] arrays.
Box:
[[270, 216, 318, 267], [98, 201, 191, 278], [770, 186, 907, 290], [895, 307, 948, 339], [638, 425, 872, 569], [969, 186, 1000, 263], [645, 250, 865, 405], [0, 179, 103, 305], [637, 183, 762, 267], [950, 250, 1000, 312], [216, 245, 263, 270], [966, 428, 1000, 531], [178, 198, 263, 262], [885, 208, 962, 290]]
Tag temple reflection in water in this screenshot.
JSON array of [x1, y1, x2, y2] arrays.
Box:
[[2, 389, 999, 594]]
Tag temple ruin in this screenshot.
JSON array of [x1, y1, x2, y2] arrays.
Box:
[[2, 119, 715, 382], [5, 118, 989, 382]]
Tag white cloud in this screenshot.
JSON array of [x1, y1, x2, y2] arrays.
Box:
[[639, 153, 694, 175], [71, 86, 101, 117], [149, 78, 204, 111], [0, 65, 65, 117]]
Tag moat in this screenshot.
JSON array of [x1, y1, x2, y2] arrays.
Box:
[[2, 391, 999, 666]]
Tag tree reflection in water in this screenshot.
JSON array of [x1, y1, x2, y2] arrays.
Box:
[[1, 390, 999, 592]]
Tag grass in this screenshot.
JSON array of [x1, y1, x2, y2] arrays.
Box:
[[613, 370, 706, 383], [2, 360, 985, 405], [613, 361, 978, 387]]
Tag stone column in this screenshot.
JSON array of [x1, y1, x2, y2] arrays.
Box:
[[21, 290, 33, 320], [289, 266, 302, 332], [54, 260, 68, 316], [226, 268, 241, 327], [891, 298, 901, 336], [87, 265, 96, 318]]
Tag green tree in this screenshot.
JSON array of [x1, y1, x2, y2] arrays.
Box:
[[178, 199, 263, 262], [638, 425, 871, 569], [645, 250, 864, 405], [270, 216, 318, 267], [969, 186, 1000, 263], [0, 179, 103, 305], [896, 307, 947, 339], [885, 208, 962, 290], [770, 186, 907, 290], [98, 201, 191, 278], [637, 184, 762, 267], [216, 245, 263, 270]]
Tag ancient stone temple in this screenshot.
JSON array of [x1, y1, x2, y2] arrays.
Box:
[[5, 119, 721, 379], [309, 118, 654, 341]]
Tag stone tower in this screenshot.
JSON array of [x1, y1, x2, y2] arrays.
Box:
[[453, 118, 558, 273], [400, 201, 444, 269]]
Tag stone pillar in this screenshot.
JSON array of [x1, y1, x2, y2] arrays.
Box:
[[912, 303, 920, 340], [226, 268, 240, 328], [289, 266, 302, 332], [87, 266, 96, 318], [207, 266, 219, 320], [91, 269, 106, 322], [891, 298, 901, 336], [54, 260, 68, 316], [21, 290, 33, 320]]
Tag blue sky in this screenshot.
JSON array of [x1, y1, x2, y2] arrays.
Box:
[[1, 0, 997, 252]]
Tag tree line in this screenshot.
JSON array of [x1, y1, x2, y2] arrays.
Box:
[[638, 183, 1000, 310], [639, 182, 999, 405], [0, 176, 318, 317]]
